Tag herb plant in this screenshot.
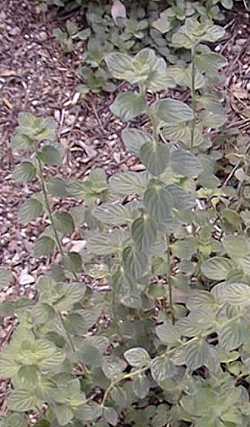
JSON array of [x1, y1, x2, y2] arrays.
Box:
[[2, 13, 250, 427]]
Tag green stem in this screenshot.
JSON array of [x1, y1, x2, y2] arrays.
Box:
[[58, 312, 76, 353], [101, 311, 243, 406], [36, 153, 78, 281], [139, 83, 158, 142], [166, 235, 175, 324], [190, 45, 196, 150]]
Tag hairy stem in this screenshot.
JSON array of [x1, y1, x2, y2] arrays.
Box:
[[190, 45, 196, 150], [36, 153, 78, 281], [166, 235, 175, 324], [58, 312, 76, 353]]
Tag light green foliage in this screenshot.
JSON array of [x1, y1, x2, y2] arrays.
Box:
[[3, 2, 250, 426]]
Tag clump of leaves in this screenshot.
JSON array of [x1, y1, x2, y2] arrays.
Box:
[[3, 14, 250, 427], [53, 20, 90, 53]]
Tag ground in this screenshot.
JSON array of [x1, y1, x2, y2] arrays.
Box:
[[0, 0, 250, 416]]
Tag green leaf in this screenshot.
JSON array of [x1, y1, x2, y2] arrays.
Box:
[[221, 0, 233, 8], [54, 283, 86, 311], [88, 230, 128, 255], [162, 121, 204, 147], [156, 99, 194, 125], [151, 356, 176, 384], [144, 182, 174, 224], [103, 407, 119, 426], [8, 388, 44, 412], [1, 414, 27, 427], [0, 268, 14, 290], [170, 149, 203, 178], [102, 355, 127, 380], [53, 404, 74, 426], [152, 404, 171, 427], [111, 92, 146, 122], [15, 112, 57, 144], [47, 177, 69, 198], [105, 52, 133, 81], [13, 161, 36, 183], [201, 257, 235, 280], [19, 198, 43, 224], [110, 171, 150, 196], [75, 403, 102, 423], [139, 141, 169, 176], [122, 245, 148, 279], [152, 9, 173, 34], [94, 203, 134, 226], [196, 52, 227, 76], [167, 184, 196, 211], [32, 421, 50, 427], [223, 235, 249, 259], [131, 214, 157, 253], [78, 344, 103, 369], [133, 374, 150, 399], [121, 128, 152, 156], [219, 320, 244, 351], [54, 212, 74, 235], [124, 347, 150, 367], [156, 320, 180, 345], [38, 144, 62, 165], [212, 282, 250, 306], [178, 339, 218, 371], [34, 236, 55, 257], [63, 252, 83, 273]]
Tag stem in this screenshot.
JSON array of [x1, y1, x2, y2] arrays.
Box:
[[166, 235, 175, 324], [139, 83, 158, 142], [36, 153, 78, 281], [190, 45, 196, 150], [101, 311, 244, 406], [58, 312, 76, 353]]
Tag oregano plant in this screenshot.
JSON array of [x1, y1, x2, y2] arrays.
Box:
[[2, 17, 250, 427]]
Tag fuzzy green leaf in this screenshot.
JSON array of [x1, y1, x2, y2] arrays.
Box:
[[122, 245, 148, 279], [139, 141, 169, 176], [170, 149, 203, 178], [219, 320, 243, 351], [34, 236, 55, 257], [110, 171, 150, 196], [111, 92, 146, 122], [54, 212, 75, 235], [13, 161, 37, 183], [133, 374, 150, 399], [94, 203, 134, 226], [212, 282, 250, 306], [151, 356, 176, 384], [19, 198, 43, 224], [124, 347, 150, 367], [105, 52, 133, 81], [201, 257, 235, 280], [8, 388, 44, 412], [122, 128, 152, 156], [131, 214, 157, 253], [156, 98, 194, 125], [38, 144, 62, 166], [103, 407, 119, 426], [47, 177, 69, 198], [144, 182, 174, 224]]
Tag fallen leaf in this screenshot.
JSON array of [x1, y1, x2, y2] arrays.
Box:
[[19, 270, 35, 285], [111, 0, 126, 25]]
